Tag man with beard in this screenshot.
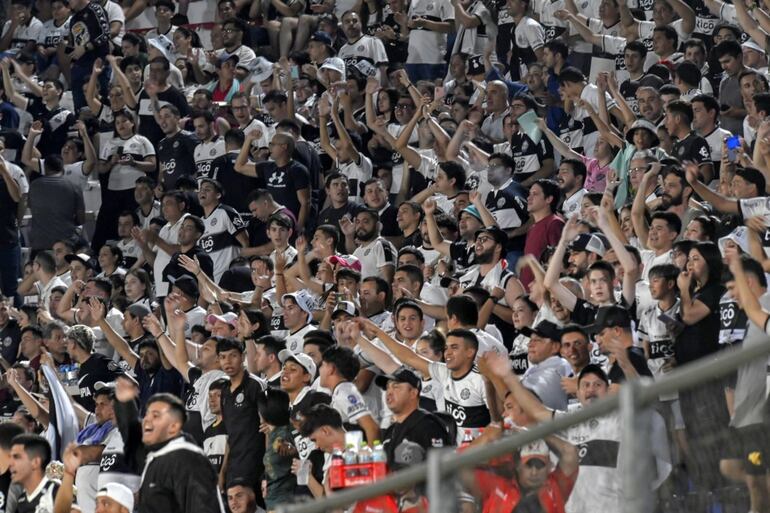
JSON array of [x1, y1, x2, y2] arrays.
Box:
[[636, 87, 665, 125], [459, 226, 525, 343], [558, 158, 588, 219], [358, 276, 394, 333], [655, 167, 697, 223], [156, 104, 200, 191], [344, 208, 397, 282], [566, 233, 607, 280], [91, 298, 183, 409], [665, 100, 713, 182], [485, 352, 670, 513]]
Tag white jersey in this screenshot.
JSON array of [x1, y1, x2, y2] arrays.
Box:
[[739, 197, 770, 259], [199, 203, 247, 282], [338, 35, 389, 81], [38, 158, 88, 191], [337, 154, 372, 202], [557, 405, 670, 513], [428, 361, 489, 436], [406, 0, 455, 64], [194, 137, 227, 179], [703, 127, 731, 165], [285, 323, 317, 354], [101, 0, 125, 44], [103, 134, 156, 191], [353, 237, 397, 278], [116, 237, 142, 267], [153, 215, 187, 297], [331, 380, 371, 425], [1, 17, 44, 52], [637, 299, 679, 401], [38, 17, 70, 48], [470, 328, 507, 359], [186, 368, 227, 432], [563, 189, 587, 219]]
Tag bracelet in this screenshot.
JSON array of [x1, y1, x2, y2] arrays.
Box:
[[195, 271, 201, 276], [275, 273, 284, 276]]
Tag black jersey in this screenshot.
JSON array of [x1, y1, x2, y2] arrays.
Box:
[[221, 371, 267, 489], [672, 132, 711, 166], [16, 478, 59, 513], [157, 130, 199, 190]]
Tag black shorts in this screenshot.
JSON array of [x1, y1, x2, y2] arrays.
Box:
[[726, 424, 770, 476]]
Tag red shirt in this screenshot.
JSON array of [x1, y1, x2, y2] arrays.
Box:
[[474, 467, 577, 513], [520, 214, 565, 288]]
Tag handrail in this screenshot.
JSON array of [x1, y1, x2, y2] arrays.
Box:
[[277, 339, 770, 513]]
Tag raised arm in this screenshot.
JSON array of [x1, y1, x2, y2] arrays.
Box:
[[1, 59, 27, 109], [631, 166, 657, 250], [86, 59, 106, 114], [234, 131, 259, 177], [728, 253, 770, 329], [668, 0, 696, 34], [422, 199, 451, 256], [543, 216, 580, 311], [450, 0, 481, 28], [107, 55, 138, 108], [360, 317, 431, 376], [6, 368, 50, 427], [538, 118, 584, 162], [733, 0, 770, 53], [484, 352, 554, 423], [21, 123, 43, 172], [91, 298, 139, 368], [595, 204, 638, 305], [684, 162, 740, 214], [77, 122, 97, 176]]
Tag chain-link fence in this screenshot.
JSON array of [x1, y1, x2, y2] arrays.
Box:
[[277, 339, 770, 513]]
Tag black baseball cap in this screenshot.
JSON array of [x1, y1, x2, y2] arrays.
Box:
[[169, 275, 199, 299], [520, 320, 562, 342], [569, 233, 607, 257], [375, 367, 422, 391], [584, 305, 632, 334]]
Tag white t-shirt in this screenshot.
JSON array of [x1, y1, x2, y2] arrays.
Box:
[[101, 0, 125, 45], [102, 134, 156, 191], [353, 237, 397, 278], [38, 17, 70, 48], [337, 154, 372, 202], [1, 17, 44, 52], [406, 0, 455, 64], [331, 381, 371, 425], [153, 215, 187, 296]]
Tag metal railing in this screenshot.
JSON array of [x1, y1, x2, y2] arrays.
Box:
[[277, 339, 770, 513]]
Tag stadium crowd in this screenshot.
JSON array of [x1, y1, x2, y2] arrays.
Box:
[[3, 0, 770, 511]]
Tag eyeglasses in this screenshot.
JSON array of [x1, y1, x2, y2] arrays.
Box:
[[395, 104, 413, 110], [629, 166, 648, 174], [222, 28, 240, 33], [476, 235, 495, 244]]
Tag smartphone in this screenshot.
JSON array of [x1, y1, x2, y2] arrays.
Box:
[[726, 135, 741, 162], [116, 146, 124, 157], [291, 65, 300, 80]]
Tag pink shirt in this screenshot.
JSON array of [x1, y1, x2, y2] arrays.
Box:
[[581, 155, 610, 193]]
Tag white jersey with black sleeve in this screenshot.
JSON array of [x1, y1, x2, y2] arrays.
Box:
[[194, 136, 226, 179], [427, 361, 490, 442]]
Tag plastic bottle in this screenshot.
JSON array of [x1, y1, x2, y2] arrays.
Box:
[[331, 445, 344, 466], [371, 441, 386, 463], [358, 442, 373, 463], [343, 444, 358, 465]]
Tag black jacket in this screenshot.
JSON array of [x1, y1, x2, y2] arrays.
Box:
[[138, 436, 223, 513]]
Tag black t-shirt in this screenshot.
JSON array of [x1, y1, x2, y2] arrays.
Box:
[[0, 470, 10, 513], [401, 229, 422, 249], [26, 98, 76, 157], [136, 87, 192, 147], [570, 298, 599, 327], [318, 201, 360, 252], [76, 353, 120, 410], [608, 347, 652, 384], [0, 166, 22, 247], [157, 131, 200, 191], [675, 282, 725, 365], [672, 132, 711, 166], [163, 246, 214, 285], [206, 152, 260, 213], [221, 370, 267, 489], [378, 204, 400, 237], [381, 408, 451, 467], [255, 160, 310, 222]]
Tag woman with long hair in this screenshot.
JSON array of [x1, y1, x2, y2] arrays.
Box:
[[675, 241, 730, 494], [124, 268, 154, 308]]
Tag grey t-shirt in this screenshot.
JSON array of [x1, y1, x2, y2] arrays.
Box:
[[732, 292, 770, 428], [28, 175, 84, 250]]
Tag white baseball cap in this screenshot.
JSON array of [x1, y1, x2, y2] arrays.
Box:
[[96, 483, 134, 511], [278, 349, 317, 378]]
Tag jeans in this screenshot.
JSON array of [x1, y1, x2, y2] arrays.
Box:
[[71, 61, 111, 112], [0, 243, 21, 306]]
